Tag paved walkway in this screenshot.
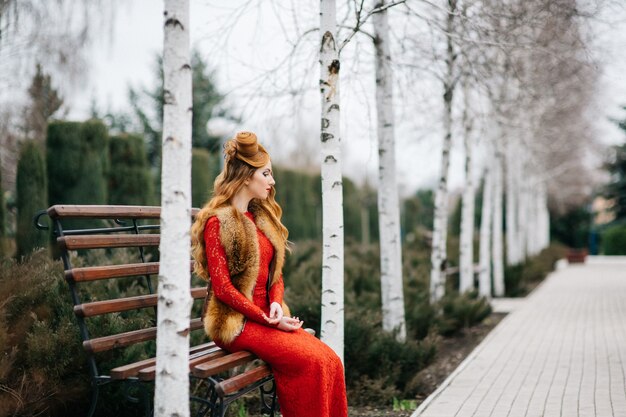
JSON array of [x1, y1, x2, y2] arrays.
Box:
[[412, 257, 626, 417]]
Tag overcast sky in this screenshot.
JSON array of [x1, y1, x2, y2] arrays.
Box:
[[67, 0, 626, 195]]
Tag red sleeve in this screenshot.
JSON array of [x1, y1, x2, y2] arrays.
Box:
[[269, 274, 284, 305], [204, 217, 268, 325]]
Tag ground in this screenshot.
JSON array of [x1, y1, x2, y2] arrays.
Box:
[[245, 312, 505, 417], [348, 312, 505, 417]]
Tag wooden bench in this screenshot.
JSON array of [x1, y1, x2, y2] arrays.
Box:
[[35, 205, 278, 417]]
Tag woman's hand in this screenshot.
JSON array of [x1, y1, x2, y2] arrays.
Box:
[[269, 302, 284, 322], [276, 316, 303, 332]]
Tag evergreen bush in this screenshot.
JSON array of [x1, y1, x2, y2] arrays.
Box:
[[436, 290, 492, 336], [192, 148, 220, 208], [0, 250, 87, 417], [601, 224, 626, 255], [47, 120, 109, 205], [16, 141, 48, 258], [108, 134, 154, 205]]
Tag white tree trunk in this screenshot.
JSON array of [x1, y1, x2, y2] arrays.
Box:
[[155, 1, 192, 416], [505, 139, 519, 266], [430, 0, 457, 303], [373, 0, 406, 342], [492, 142, 505, 297], [459, 82, 475, 293], [319, 0, 344, 363], [478, 160, 493, 299]]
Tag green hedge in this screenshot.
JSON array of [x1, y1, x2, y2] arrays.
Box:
[[108, 134, 154, 205], [602, 224, 626, 255], [191, 148, 220, 207], [16, 141, 48, 258], [47, 120, 109, 205]]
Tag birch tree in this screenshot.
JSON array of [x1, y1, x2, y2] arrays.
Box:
[[459, 80, 475, 293], [491, 139, 505, 297], [373, 0, 406, 342], [319, 0, 344, 363], [155, 1, 192, 415], [430, 0, 458, 303], [478, 159, 493, 299]]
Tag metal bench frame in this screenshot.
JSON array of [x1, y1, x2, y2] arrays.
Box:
[[35, 205, 277, 417]]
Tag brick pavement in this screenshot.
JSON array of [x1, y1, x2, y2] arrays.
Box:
[[412, 257, 626, 417]]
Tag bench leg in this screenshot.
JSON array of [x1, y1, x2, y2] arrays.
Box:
[[86, 381, 100, 417], [259, 381, 277, 416]]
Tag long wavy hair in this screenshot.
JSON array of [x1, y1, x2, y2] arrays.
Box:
[[191, 132, 289, 281]]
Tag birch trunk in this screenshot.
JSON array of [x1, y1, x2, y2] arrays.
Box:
[[478, 160, 493, 299], [373, 0, 406, 342], [459, 82, 475, 293], [430, 0, 457, 303], [505, 139, 519, 266], [319, 0, 344, 363], [492, 142, 505, 297], [155, 1, 192, 416]]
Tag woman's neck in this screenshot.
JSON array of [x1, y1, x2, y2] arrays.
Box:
[[231, 191, 251, 213]]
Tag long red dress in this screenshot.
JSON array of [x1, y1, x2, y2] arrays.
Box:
[[204, 212, 348, 417]]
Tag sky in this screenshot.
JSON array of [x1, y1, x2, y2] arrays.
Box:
[[65, 0, 626, 196]]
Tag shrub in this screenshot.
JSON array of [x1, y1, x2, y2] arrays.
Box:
[[47, 120, 109, 206], [345, 311, 436, 404], [16, 141, 48, 258], [504, 243, 567, 297], [436, 290, 492, 336], [108, 134, 154, 205], [0, 250, 88, 417], [192, 148, 220, 208], [602, 224, 626, 255]]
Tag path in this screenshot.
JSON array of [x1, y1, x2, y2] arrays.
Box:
[[412, 256, 626, 417]]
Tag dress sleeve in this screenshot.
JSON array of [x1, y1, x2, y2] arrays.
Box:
[[269, 274, 285, 306], [204, 217, 268, 325]]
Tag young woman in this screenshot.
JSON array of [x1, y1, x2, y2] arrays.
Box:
[[191, 131, 348, 417]]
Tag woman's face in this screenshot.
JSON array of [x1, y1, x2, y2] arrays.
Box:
[[247, 161, 275, 200]]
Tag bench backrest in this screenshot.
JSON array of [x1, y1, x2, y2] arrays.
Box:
[[40, 204, 207, 380]]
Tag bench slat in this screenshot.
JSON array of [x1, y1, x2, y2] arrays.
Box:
[[110, 342, 217, 380], [84, 318, 204, 353], [138, 346, 225, 381], [191, 350, 258, 379], [66, 261, 195, 282], [74, 287, 207, 317], [59, 234, 161, 250], [48, 204, 199, 219], [217, 365, 272, 397]]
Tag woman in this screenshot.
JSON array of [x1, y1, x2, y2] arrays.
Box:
[[191, 131, 348, 417]]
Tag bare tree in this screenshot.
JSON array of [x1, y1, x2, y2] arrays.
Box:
[[155, 1, 193, 415], [319, 0, 344, 363], [373, 0, 406, 342]]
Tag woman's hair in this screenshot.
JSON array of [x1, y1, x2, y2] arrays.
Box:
[[191, 131, 289, 280]]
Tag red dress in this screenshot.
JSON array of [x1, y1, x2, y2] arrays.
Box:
[[204, 212, 348, 417]]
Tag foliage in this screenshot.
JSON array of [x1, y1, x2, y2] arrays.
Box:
[[127, 50, 231, 169], [605, 114, 626, 220], [16, 141, 48, 258], [601, 223, 626, 255], [504, 243, 568, 297], [436, 290, 492, 336], [550, 205, 590, 248], [273, 167, 378, 243], [192, 148, 220, 208], [0, 250, 88, 417], [345, 311, 437, 404], [108, 134, 154, 205], [47, 120, 109, 206], [402, 189, 434, 242], [26, 63, 63, 143]]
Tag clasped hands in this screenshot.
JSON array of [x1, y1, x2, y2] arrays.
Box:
[[263, 302, 303, 332]]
